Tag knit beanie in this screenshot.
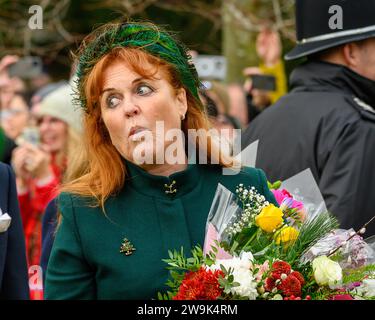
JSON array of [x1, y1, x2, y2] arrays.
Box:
[[37, 82, 83, 133]]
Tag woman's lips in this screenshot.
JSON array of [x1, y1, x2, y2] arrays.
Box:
[[129, 127, 148, 141]]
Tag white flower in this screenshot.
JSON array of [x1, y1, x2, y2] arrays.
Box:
[[355, 279, 375, 298], [230, 268, 258, 299], [208, 251, 258, 300], [312, 255, 342, 288]]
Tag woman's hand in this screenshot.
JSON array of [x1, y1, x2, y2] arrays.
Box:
[[22, 143, 53, 180], [11, 145, 31, 190], [0, 55, 19, 86], [256, 28, 282, 67], [242, 67, 263, 93]]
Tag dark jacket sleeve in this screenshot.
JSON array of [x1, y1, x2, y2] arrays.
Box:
[[0, 164, 29, 300], [41, 198, 58, 284], [318, 120, 375, 234]]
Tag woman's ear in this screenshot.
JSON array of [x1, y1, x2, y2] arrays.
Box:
[[176, 87, 188, 119]]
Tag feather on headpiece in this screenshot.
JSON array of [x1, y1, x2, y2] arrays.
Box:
[[75, 21, 201, 111]]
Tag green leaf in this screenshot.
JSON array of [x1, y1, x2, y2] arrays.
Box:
[[168, 250, 174, 259], [220, 264, 228, 274]]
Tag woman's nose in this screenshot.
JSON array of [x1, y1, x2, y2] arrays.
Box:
[[39, 120, 50, 132], [123, 100, 140, 118]]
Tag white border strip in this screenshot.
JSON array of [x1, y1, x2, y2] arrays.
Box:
[[297, 25, 375, 44]]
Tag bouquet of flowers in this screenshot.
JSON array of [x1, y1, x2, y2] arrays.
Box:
[[159, 169, 375, 300]]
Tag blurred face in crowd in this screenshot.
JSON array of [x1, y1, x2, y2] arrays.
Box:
[[210, 114, 237, 142], [38, 115, 68, 153], [0, 94, 29, 139], [206, 90, 226, 114], [99, 58, 187, 165]]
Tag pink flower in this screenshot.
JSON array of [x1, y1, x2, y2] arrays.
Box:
[[254, 260, 270, 281], [272, 189, 307, 222], [272, 189, 292, 206]]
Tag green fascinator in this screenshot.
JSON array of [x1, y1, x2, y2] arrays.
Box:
[[75, 21, 202, 111]]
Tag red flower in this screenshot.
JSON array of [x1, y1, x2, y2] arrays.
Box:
[[271, 261, 292, 280], [265, 277, 276, 292], [331, 294, 354, 300], [173, 267, 224, 300], [290, 271, 305, 287], [279, 274, 302, 297]]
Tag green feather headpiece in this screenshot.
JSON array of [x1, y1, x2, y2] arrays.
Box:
[[75, 21, 202, 111]]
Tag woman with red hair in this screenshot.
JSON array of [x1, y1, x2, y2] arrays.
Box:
[[45, 21, 277, 299]]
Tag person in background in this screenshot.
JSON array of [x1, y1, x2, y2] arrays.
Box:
[[11, 83, 83, 299], [0, 161, 29, 300], [199, 87, 240, 145], [242, 0, 375, 236], [0, 127, 16, 165], [243, 28, 287, 122], [30, 81, 68, 117], [0, 56, 26, 111], [227, 83, 248, 128], [0, 56, 22, 165], [1, 93, 30, 141]]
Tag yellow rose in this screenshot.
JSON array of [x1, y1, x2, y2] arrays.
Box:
[[255, 204, 284, 233], [274, 226, 299, 246]]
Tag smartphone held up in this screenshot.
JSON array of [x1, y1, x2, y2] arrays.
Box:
[[7, 56, 43, 79]]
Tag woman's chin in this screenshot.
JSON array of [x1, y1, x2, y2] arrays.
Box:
[[128, 143, 157, 165]]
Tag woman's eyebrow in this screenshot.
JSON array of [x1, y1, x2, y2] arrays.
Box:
[[101, 77, 149, 94], [101, 88, 115, 94]]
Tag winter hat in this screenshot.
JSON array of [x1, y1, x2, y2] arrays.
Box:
[[37, 82, 83, 133]]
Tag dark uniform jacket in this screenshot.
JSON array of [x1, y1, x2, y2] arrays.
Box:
[[242, 61, 375, 236], [0, 162, 29, 299], [45, 161, 277, 299]]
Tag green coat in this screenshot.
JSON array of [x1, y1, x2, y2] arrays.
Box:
[[45, 162, 277, 300]]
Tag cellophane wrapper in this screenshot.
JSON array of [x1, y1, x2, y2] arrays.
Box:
[[301, 230, 375, 269]]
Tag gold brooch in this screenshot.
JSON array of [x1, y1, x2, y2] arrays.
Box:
[[164, 180, 177, 194], [120, 238, 136, 256]]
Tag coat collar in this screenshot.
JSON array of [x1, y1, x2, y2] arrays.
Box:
[[290, 61, 375, 110], [124, 160, 202, 199]]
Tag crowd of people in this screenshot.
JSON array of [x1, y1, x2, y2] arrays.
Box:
[[0, 0, 374, 300]]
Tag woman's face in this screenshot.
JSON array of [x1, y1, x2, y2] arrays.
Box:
[[1, 95, 29, 139], [38, 115, 68, 153], [99, 61, 188, 165]]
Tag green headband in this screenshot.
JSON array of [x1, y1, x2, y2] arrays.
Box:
[[75, 22, 202, 111]]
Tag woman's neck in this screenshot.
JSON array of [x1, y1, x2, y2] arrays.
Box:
[[143, 160, 188, 177]]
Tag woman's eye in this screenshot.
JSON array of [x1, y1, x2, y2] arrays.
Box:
[[136, 85, 153, 96], [106, 95, 121, 108]]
